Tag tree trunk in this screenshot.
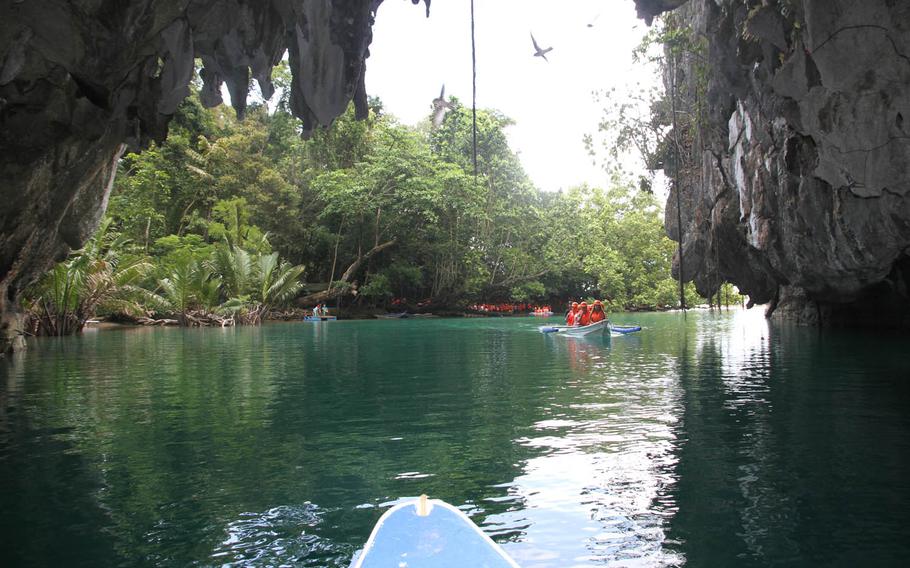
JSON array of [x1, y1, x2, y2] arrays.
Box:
[[144, 217, 151, 253], [375, 207, 381, 247], [328, 219, 344, 289], [298, 240, 396, 305], [0, 284, 26, 354]]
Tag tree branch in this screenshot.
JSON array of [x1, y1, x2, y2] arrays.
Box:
[[298, 240, 396, 305]]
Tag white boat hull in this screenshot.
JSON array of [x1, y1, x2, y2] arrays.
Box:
[[542, 320, 608, 336], [352, 496, 518, 567]]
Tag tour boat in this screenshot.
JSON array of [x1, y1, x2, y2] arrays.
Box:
[[351, 495, 519, 568], [303, 315, 337, 321]]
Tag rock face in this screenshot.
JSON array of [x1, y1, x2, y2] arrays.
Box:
[[0, 0, 428, 353], [638, 0, 910, 326]]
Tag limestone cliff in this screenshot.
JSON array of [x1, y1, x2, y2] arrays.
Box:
[[638, 0, 910, 326], [0, 0, 428, 352]]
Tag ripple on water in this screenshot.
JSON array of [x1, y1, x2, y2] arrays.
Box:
[[207, 503, 352, 567]]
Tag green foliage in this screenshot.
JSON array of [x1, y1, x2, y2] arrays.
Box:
[[714, 282, 745, 307], [157, 256, 221, 317], [25, 219, 157, 335], [360, 273, 392, 300], [254, 251, 306, 310], [543, 184, 694, 310], [589, 13, 710, 185], [208, 244, 305, 323], [27, 81, 705, 333], [510, 281, 546, 302]]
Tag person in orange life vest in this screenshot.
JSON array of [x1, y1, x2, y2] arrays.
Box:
[[589, 300, 606, 323], [565, 301, 579, 325], [576, 302, 591, 326], [572, 302, 584, 325]]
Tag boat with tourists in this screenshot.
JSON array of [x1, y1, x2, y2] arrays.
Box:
[[531, 310, 554, 316], [540, 321, 642, 337], [351, 495, 519, 568], [303, 315, 337, 321], [305, 304, 334, 321]]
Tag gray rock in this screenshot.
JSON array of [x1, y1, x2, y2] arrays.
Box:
[[649, 0, 910, 326]]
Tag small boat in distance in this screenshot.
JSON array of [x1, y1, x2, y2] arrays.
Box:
[[610, 324, 642, 335], [375, 312, 409, 319], [303, 315, 337, 321], [531, 310, 554, 316], [351, 495, 519, 568]]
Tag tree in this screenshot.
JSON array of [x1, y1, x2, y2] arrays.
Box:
[[25, 219, 157, 335], [213, 246, 305, 324], [156, 256, 222, 325]]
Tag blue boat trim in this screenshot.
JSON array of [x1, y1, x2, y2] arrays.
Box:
[[351, 496, 519, 568]]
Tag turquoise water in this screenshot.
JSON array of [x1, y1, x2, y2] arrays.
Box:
[[1, 310, 909, 567]]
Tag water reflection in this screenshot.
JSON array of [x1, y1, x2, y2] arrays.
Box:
[[490, 326, 684, 567], [2, 313, 910, 566], [667, 309, 910, 566]]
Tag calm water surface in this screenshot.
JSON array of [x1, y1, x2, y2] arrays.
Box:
[[1, 310, 909, 567]]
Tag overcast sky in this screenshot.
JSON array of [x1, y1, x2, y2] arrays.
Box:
[[367, 0, 661, 193]]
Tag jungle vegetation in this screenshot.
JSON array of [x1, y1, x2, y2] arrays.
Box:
[[23, 73, 730, 334]]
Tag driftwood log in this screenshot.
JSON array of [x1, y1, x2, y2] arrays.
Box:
[[137, 311, 234, 327]]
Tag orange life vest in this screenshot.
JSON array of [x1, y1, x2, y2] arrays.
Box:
[[578, 309, 590, 326], [590, 308, 605, 323]]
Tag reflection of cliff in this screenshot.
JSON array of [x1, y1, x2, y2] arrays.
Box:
[[666, 311, 910, 565], [673, 312, 797, 563], [635, 0, 910, 326], [0, 354, 122, 565]]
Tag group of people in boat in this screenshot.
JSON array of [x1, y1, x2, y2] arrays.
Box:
[[312, 304, 329, 317], [565, 300, 607, 326]]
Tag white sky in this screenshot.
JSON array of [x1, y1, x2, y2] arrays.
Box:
[[367, 0, 661, 193]]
